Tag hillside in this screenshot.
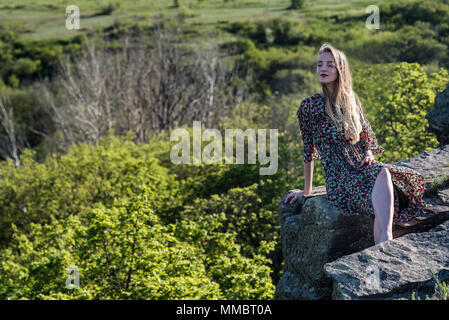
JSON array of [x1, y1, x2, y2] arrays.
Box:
[[0, 0, 448, 300]]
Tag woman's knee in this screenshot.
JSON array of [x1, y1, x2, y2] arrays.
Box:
[[372, 168, 393, 201], [379, 167, 391, 179], [375, 168, 391, 185]]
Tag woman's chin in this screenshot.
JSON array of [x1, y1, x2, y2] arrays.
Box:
[[319, 79, 333, 84]]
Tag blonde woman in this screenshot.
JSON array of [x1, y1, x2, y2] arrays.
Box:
[[285, 43, 428, 245]]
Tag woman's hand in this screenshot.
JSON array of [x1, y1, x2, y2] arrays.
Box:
[[361, 150, 375, 166], [284, 189, 308, 203]]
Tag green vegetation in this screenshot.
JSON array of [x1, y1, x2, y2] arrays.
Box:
[[412, 264, 449, 300], [354, 62, 448, 163], [289, 0, 305, 10], [1, 0, 449, 299], [0, 28, 86, 87], [0, 133, 277, 299], [425, 174, 449, 197]]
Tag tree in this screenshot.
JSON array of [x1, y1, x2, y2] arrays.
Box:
[[40, 21, 244, 150], [372, 62, 447, 162], [351, 60, 448, 162], [0, 91, 24, 167], [0, 185, 275, 299], [289, 0, 305, 10], [0, 133, 276, 299]]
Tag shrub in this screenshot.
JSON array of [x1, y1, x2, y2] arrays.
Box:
[[0, 131, 277, 299], [289, 0, 305, 10]]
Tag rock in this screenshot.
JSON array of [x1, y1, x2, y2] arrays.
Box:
[[274, 144, 449, 300], [275, 194, 375, 300], [394, 144, 449, 229], [426, 82, 449, 146], [323, 221, 449, 300], [394, 144, 449, 196]]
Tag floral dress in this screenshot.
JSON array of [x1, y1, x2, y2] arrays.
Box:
[[297, 93, 428, 226]]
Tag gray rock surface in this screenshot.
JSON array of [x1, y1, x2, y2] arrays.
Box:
[[275, 190, 375, 299], [426, 82, 449, 146], [324, 221, 449, 300], [394, 144, 449, 194], [275, 144, 449, 300], [395, 144, 449, 221]]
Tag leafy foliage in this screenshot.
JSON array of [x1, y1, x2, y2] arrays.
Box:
[[1, 0, 449, 301], [0, 27, 86, 87], [371, 63, 447, 162], [351, 61, 448, 163], [0, 131, 171, 244], [0, 132, 276, 299]]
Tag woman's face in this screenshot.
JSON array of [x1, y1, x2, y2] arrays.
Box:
[[317, 52, 338, 85]]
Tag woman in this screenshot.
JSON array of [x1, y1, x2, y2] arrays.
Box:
[[284, 43, 428, 245]]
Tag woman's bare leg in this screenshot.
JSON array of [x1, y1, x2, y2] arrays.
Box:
[[371, 168, 394, 244]]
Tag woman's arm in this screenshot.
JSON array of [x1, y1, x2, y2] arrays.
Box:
[[304, 160, 314, 195], [297, 98, 319, 195], [297, 99, 321, 163]]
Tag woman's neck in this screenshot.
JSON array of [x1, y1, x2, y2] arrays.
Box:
[[322, 84, 335, 97]]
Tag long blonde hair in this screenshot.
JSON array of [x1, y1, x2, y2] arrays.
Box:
[[319, 43, 366, 145]]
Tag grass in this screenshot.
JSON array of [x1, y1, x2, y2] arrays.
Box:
[[425, 174, 449, 197], [411, 263, 449, 300], [0, 0, 417, 41]]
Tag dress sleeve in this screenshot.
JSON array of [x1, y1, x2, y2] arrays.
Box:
[[359, 109, 385, 156], [297, 99, 320, 163]]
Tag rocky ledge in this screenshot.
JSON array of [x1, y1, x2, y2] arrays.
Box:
[[274, 144, 449, 300], [324, 220, 449, 300]]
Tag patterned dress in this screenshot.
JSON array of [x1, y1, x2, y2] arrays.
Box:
[[297, 93, 428, 226]]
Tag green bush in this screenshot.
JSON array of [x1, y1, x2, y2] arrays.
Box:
[[0, 192, 274, 299], [0, 131, 277, 299], [382, 0, 449, 30], [348, 25, 447, 65], [0, 28, 85, 86], [289, 0, 305, 10], [351, 61, 448, 163], [226, 18, 310, 46], [96, 2, 121, 16], [377, 62, 447, 161], [0, 131, 171, 245]]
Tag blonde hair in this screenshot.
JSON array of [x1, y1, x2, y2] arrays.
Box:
[[318, 43, 366, 144]]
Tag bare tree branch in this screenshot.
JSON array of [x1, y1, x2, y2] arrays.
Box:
[[0, 92, 21, 167], [39, 19, 250, 149]]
